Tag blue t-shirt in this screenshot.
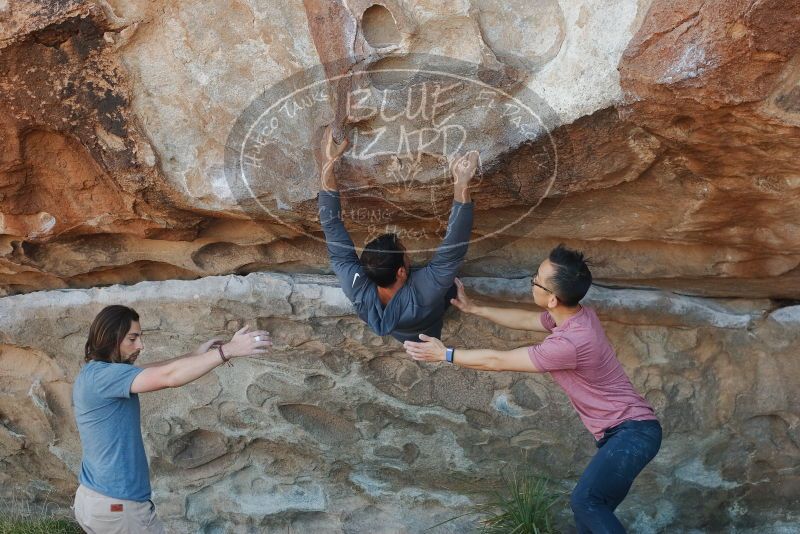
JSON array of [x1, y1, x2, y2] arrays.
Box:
[[72, 360, 150, 501]]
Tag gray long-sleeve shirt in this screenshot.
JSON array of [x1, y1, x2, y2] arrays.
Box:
[[319, 190, 474, 343]]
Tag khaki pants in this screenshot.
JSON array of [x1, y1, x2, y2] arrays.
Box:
[[73, 484, 166, 533]]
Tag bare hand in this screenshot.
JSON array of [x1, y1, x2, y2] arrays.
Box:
[[316, 125, 349, 191], [403, 334, 446, 362], [223, 325, 272, 358], [449, 277, 475, 314], [450, 150, 479, 187]]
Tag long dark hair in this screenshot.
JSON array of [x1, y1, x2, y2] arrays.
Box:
[[84, 305, 139, 363]]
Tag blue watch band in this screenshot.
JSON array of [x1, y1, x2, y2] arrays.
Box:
[[445, 347, 454, 363]]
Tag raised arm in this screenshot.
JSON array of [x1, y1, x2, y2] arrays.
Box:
[[450, 278, 549, 332], [131, 326, 271, 393], [317, 124, 348, 194], [316, 126, 365, 301], [417, 151, 478, 292], [451, 150, 478, 204]]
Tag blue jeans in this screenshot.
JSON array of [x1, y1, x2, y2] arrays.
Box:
[[570, 419, 662, 533]]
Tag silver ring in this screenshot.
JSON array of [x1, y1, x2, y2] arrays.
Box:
[[254, 335, 261, 342]]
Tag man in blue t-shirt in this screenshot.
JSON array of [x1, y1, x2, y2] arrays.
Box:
[[72, 305, 271, 533]]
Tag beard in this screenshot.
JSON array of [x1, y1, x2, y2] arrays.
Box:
[[122, 350, 140, 364]]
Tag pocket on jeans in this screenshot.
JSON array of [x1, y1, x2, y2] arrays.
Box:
[[634, 433, 661, 463], [641, 425, 663, 449]]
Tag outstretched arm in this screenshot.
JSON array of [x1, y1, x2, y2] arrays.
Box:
[[451, 151, 477, 204], [404, 334, 540, 372], [417, 151, 479, 292], [131, 326, 272, 393], [405, 330, 577, 373], [317, 124, 348, 193], [136, 337, 223, 368], [316, 125, 365, 301], [450, 278, 549, 332]]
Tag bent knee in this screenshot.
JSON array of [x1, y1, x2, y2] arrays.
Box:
[[570, 487, 590, 513]]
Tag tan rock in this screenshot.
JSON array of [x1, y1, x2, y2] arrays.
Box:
[[0, 273, 797, 531]]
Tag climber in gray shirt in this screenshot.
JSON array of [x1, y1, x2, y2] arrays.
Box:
[[316, 126, 478, 343]]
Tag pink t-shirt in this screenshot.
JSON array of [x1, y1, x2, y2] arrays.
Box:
[[528, 306, 657, 440]]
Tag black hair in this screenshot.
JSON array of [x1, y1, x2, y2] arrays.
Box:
[[547, 244, 592, 306], [360, 233, 405, 287]]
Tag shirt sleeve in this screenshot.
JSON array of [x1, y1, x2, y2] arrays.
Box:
[[318, 190, 368, 302], [540, 311, 556, 332], [414, 201, 474, 299], [93, 363, 144, 399], [528, 335, 577, 372]]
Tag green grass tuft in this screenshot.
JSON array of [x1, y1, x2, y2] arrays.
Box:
[[0, 518, 83, 534], [476, 472, 562, 534], [425, 470, 565, 533], [1, 494, 83, 534]]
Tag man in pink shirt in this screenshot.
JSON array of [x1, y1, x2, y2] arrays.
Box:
[[404, 244, 661, 533]]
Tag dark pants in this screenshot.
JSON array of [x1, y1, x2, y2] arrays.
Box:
[[570, 419, 662, 533]]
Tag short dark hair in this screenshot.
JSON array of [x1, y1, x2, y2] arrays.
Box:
[[547, 244, 592, 306], [85, 305, 140, 363], [360, 233, 405, 287]]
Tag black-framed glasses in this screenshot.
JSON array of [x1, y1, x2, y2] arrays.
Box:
[[531, 273, 554, 294]]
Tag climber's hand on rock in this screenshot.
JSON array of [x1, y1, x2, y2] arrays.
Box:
[[449, 277, 475, 314], [451, 150, 479, 185], [326, 126, 350, 161], [451, 150, 479, 202], [403, 334, 446, 362], [316, 125, 349, 191]]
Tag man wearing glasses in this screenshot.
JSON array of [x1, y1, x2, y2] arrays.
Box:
[[404, 244, 662, 533]]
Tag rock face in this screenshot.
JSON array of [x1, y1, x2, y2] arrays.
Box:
[[1, 273, 798, 532], [1, 0, 800, 531], [0, 0, 797, 298]]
